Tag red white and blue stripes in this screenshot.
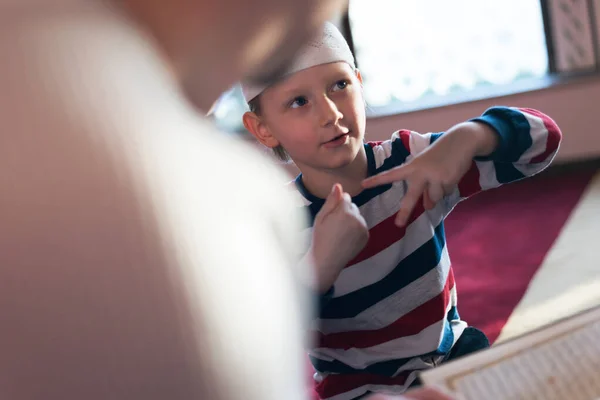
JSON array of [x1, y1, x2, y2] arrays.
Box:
[[295, 107, 561, 399]]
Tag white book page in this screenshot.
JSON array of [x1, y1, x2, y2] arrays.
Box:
[[421, 306, 600, 400]]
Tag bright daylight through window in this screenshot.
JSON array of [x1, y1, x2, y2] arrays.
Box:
[[349, 0, 549, 107]]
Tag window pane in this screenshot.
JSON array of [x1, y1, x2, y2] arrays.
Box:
[[349, 0, 549, 106], [210, 85, 248, 134]]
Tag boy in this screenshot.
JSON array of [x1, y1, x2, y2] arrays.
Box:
[[242, 22, 561, 400]]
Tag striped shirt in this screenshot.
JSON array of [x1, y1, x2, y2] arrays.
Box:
[[295, 107, 562, 400]]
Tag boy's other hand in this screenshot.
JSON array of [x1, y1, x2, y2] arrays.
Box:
[[361, 122, 499, 227], [310, 184, 369, 293]]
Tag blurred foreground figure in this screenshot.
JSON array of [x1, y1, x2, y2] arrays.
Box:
[[0, 0, 345, 399]]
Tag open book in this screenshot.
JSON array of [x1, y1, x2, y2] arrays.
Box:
[[420, 305, 600, 400]]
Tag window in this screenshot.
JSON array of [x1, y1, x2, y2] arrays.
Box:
[[349, 0, 549, 106], [211, 0, 553, 131], [210, 84, 248, 134]]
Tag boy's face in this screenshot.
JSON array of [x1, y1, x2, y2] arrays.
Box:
[[257, 62, 366, 171]]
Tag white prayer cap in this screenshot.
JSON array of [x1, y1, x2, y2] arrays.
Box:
[[241, 22, 356, 103]]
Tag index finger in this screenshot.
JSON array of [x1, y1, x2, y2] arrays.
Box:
[[395, 179, 426, 227], [362, 164, 413, 189]]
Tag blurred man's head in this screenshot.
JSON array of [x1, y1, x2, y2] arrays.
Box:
[[121, 0, 349, 111]]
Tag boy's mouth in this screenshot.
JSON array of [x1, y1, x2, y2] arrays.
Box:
[[323, 130, 350, 148], [325, 127, 351, 143], [327, 133, 347, 143]]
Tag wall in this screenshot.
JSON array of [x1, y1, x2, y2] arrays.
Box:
[[367, 76, 600, 163]]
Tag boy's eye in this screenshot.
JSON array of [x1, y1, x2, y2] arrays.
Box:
[[332, 80, 349, 91], [290, 96, 308, 109]]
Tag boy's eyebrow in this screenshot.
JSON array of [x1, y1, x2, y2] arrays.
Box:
[[276, 68, 353, 98], [321, 66, 355, 82], [326, 72, 353, 82], [278, 83, 312, 98]]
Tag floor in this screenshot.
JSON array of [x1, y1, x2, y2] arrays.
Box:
[[445, 164, 600, 344]]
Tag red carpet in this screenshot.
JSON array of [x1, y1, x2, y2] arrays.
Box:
[[445, 168, 596, 343]]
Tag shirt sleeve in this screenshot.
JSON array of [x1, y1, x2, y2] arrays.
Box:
[[391, 106, 562, 211]]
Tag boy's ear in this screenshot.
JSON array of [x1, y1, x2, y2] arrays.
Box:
[[242, 111, 281, 149], [355, 68, 363, 85]]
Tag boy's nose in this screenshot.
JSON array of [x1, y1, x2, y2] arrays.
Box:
[[319, 96, 343, 128]]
